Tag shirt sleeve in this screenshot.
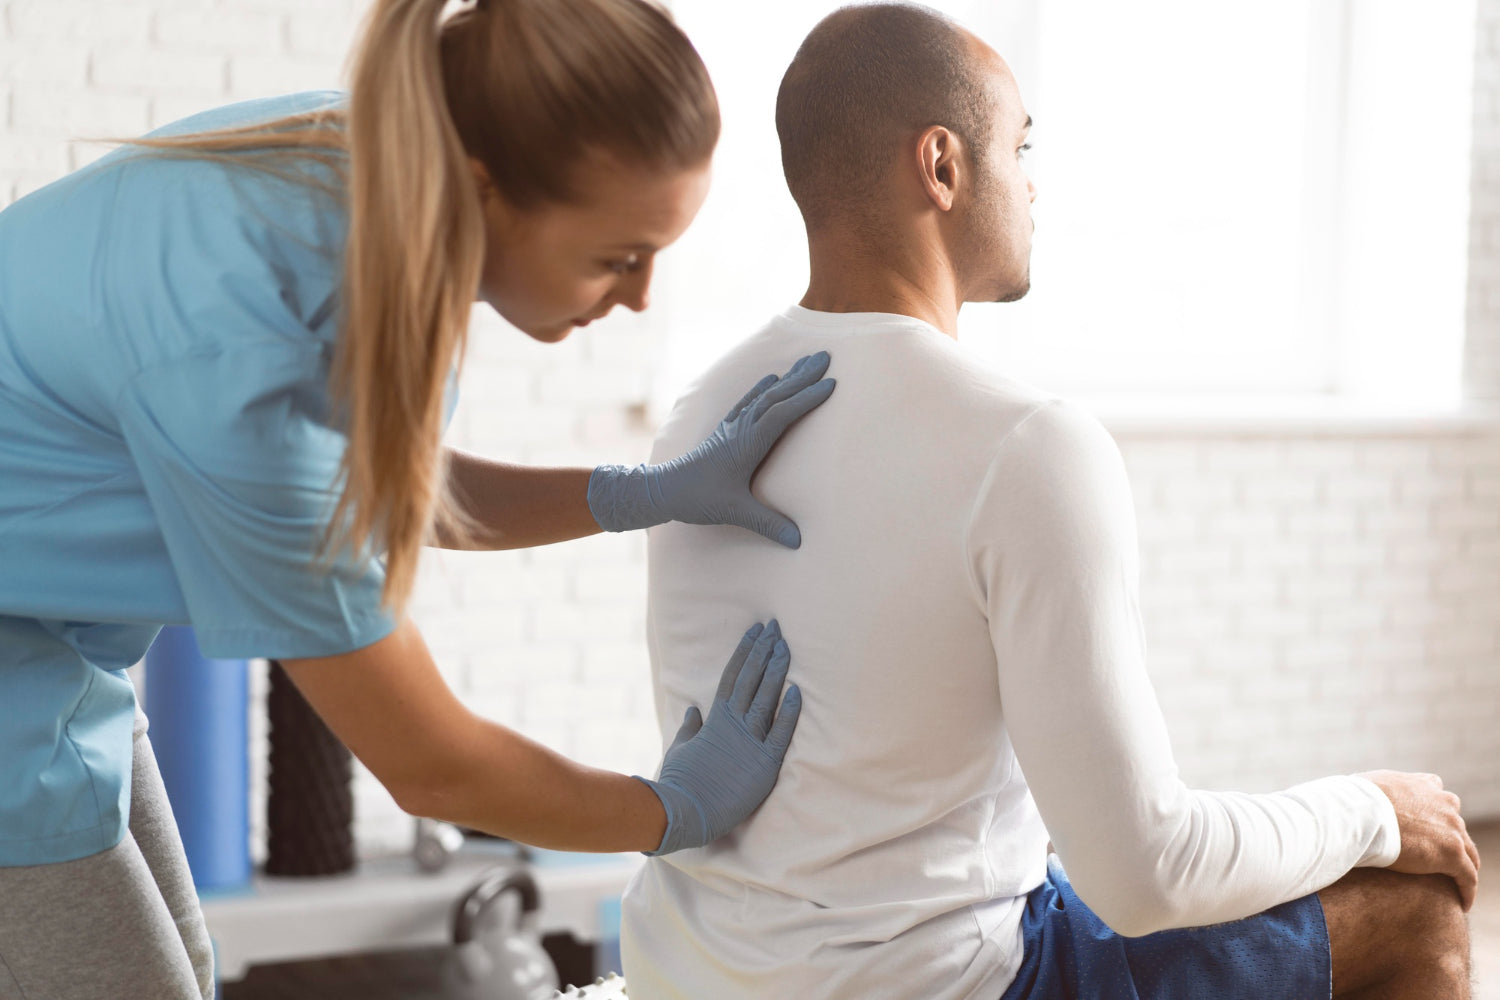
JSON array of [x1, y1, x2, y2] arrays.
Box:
[[967, 398, 1400, 938], [116, 343, 396, 660]]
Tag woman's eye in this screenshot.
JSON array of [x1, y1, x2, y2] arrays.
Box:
[[603, 255, 641, 275], [1018, 142, 1032, 160]]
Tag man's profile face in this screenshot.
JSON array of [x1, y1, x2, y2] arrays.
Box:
[[961, 43, 1037, 304]]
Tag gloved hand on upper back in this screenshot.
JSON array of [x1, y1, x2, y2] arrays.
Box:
[[636, 620, 801, 855], [587, 352, 836, 547]]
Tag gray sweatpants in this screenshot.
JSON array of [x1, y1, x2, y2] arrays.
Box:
[[0, 710, 216, 1000]]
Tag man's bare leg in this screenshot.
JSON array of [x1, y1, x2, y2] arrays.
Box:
[[1322, 868, 1471, 999]]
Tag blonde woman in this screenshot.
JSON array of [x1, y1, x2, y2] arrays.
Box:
[[0, 1, 830, 996]]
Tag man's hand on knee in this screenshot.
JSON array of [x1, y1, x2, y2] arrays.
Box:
[[1359, 769, 1481, 910]]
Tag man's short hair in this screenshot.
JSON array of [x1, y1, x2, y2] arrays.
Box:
[[775, 3, 995, 230]]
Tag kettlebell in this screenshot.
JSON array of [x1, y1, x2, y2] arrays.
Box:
[[443, 866, 561, 1000]]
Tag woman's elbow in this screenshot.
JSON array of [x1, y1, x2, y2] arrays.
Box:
[[361, 721, 477, 821], [385, 759, 472, 822], [388, 776, 434, 818]]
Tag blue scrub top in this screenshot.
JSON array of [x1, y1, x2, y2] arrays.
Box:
[[0, 92, 417, 864]]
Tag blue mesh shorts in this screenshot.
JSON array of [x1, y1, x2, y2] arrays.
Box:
[[999, 856, 1332, 1000]]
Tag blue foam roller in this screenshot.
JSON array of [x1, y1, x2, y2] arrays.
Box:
[[145, 626, 251, 891], [596, 895, 624, 979]]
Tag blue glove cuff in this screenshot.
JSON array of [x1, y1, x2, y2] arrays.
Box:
[[632, 775, 708, 856], [588, 464, 664, 533]]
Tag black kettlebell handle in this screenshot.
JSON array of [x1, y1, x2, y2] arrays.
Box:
[[452, 866, 543, 945]]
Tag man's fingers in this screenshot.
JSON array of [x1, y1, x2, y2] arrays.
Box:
[[715, 622, 766, 703], [1448, 803, 1480, 897], [1452, 870, 1475, 913], [729, 620, 780, 713], [1437, 827, 1479, 911], [1460, 829, 1482, 906], [1457, 859, 1478, 911], [746, 638, 791, 740], [724, 373, 780, 423], [1460, 816, 1481, 874]]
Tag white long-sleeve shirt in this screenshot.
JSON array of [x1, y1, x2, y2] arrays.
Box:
[[621, 306, 1400, 1000]]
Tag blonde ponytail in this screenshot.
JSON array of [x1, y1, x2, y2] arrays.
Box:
[[328, 0, 484, 611], [331, 0, 719, 612]]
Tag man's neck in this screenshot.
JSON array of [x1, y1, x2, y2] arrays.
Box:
[[798, 231, 962, 338]]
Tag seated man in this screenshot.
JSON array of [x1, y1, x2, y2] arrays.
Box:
[[621, 5, 1479, 998]]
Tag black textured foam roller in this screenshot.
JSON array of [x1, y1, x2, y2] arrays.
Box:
[[264, 660, 356, 876]]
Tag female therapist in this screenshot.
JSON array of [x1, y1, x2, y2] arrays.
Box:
[[0, 0, 831, 996]]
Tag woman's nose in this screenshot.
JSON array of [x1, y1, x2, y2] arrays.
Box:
[[619, 259, 654, 313]]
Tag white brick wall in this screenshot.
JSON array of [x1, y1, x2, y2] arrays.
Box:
[[4, 0, 1500, 863], [1470, 0, 1500, 399], [1122, 430, 1500, 810]]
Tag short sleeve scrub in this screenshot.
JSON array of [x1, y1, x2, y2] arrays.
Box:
[[0, 92, 409, 866]]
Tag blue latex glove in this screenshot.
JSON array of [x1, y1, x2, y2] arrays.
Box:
[[636, 620, 801, 855], [588, 352, 836, 548]]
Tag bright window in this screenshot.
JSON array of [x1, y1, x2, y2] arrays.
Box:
[[644, 0, 1477, 411]]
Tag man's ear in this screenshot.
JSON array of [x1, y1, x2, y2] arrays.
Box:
[[916, 125, 962, 212]]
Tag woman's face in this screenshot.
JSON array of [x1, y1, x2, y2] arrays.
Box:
[[472, 153, 712, 342]]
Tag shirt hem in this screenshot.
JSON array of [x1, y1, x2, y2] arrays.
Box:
[[194, 611, 397, 661], [0, 819, 126, 868]]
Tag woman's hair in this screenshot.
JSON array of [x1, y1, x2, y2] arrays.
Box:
[[123, 0, 720, 613]]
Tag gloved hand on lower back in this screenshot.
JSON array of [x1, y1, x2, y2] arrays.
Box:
[[636, 620, 801, 855], [587, 352, 836, 548]]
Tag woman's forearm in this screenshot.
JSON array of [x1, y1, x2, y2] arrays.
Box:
[[280, 620, 667, 853], [405, 717, 667, 853], [435, 447, 601, 550]]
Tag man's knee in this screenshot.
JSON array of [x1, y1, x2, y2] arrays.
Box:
[[1408, 875, 1469, 982], [1322, 868, 1470, 996]]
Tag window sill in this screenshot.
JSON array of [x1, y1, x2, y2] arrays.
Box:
[[1074, 395, 1500, 437]]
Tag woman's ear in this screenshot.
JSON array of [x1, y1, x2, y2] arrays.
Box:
[[916, 125, 962, 213], [468, 157, 496, 205], [468, 157, 519, 237]]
